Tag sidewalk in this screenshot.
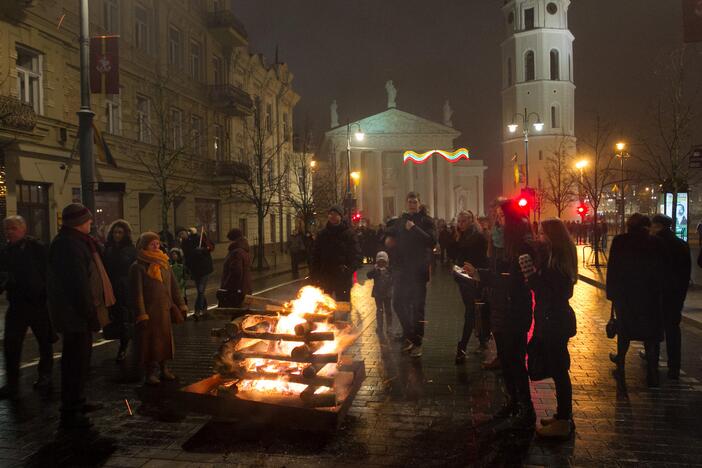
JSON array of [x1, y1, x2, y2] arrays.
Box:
[[576, 245, 702, 330]]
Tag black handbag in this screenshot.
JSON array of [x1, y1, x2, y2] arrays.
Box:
[[606, 304, 618, 339], [527, 336, 550, 381]]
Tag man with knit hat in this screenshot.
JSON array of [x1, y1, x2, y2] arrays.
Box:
[[311, 205, 361, 301], [48, 203, 115, 430]]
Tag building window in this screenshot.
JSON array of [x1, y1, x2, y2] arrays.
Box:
[[168, 26, 182, 68], [213, 55, 224, 85], [170, 108, 183, 149], [191, 114, 203, 155], [136, 96, 150, 142], [105, 93, 121, 135], [525, 51, 535, 81], [16, 45, 43, 114], [134, 5, 149, 52], [265, 103, 272, 132], [524, 7, 535, 30], [270, 214, 276, 244], [551, 105, 560, 128], [239, 217, 248, 238], [195, 198, 219, 242], [507, 57, 513, 86], [213, 124, 224, 160], [550, 49, 560, 80], [190, 40, 202, 81], [104, 0, 119, 33], [17, 181, 50, 243]]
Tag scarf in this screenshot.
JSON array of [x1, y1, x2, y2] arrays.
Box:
[[60, 226, 116, 308], [138, 249, 171, 282]]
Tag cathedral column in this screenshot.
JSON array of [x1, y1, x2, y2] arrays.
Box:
[[352, 150, 362, 212], [426, 156, 435, 216], [407, 158, 415, 192], [375, 152, 383, 225], [448, 166, 456, 220]]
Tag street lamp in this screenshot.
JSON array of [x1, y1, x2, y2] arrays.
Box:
[[345, 120, 365, 220], [508, 108, 544, 187], [310, 160, 317, 169], [615, 142, 630, 233]]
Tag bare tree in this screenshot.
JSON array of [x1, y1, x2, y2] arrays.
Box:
[[638, 48, 700, 233], [578, 114, 619, 267], [313, 139, 346, 218], [287, 127, 316, 235], [230, 102, 287, 270], [128, 72, 200, 235], [542, 136, 578, 218]]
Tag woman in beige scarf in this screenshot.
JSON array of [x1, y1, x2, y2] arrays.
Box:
[[129, 232, 188, 385]]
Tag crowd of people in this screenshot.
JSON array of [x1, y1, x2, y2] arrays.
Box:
[[0, 195, 694, 440], [0, 203, 253, 431]]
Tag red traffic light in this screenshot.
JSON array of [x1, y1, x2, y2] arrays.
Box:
[[516, 188, 535, 212], [576, 202, 589, 218], [351, 212, 362, 223], [518, 197, 528, 208]]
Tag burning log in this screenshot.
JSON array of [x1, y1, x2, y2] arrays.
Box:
[[302, 362, 328, 378], [243, 294, 286, 308], [241, 331, 335, 342], [229, 369, 335, 388], [290, 341, 324, 360], [232, 350, 338, 364], [300, 385, 337, 407], [294, 321, 316, 336]]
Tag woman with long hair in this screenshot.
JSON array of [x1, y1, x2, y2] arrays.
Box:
[[464, 198, 535, 429], [520, 218, 578, 439], [130, 232, 188, 385], [103, 220, 137, 362]]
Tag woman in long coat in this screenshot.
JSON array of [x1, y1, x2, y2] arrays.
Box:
[[130, 232, 188, 385], [103, 219, 137, 362], [219, 228, 252, 308]]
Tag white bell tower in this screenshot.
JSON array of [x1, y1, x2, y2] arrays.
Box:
[[501, 0, 576, 216]]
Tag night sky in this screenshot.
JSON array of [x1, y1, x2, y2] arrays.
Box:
[[233, 0, 699, 201]]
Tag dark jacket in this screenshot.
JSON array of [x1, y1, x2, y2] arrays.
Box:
[[0, 236, 48, 310], [526, 266, 576, 340], [656, 229, 690, 315], [478, 236, 534, 335], [311, 221, 362, 284], [367, 266, 392, 299], [47, 227, 101, 333], [385, 211, 436, 280], [103, 242, 137, 317], [606, 231, 666, 341], [220, 238, 253, 306], [182, 233, 214, 279], [451, 226, 488, 269]]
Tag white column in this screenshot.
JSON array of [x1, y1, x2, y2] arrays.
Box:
[[427, 156, 435, 216], [352, 150, 362, 212], [448, 167, 456, 221], [375, 152, 384, 225], [407, 158, 415, 192]]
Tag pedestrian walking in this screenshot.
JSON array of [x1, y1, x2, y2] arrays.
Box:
[[48, 203, 115, 430], [650, 214, 690, 380], [182, 227, 214, 319], [219, 228, 252, 308], [450, 211, 488, 364], [520, 218, 578, 439], [438, 222, 451, 264], [103, 220, 137, 363], [0, 216, 53, 399], [130, 232, 188, 385], [366, 251, 393, 337], [310, 205, 362, 301], [288, 229, 306, 279], [168, 248, 189, 306], [606, 213, 666, 388], [696, 220, 702, 248], [464, 198, 535, 428], [384, 192, 436, 358]]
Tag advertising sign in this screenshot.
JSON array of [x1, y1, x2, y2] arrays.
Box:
[[662, 192, 688, 241]]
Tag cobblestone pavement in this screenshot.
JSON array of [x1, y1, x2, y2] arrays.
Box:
[[1, 266, 702, 467]]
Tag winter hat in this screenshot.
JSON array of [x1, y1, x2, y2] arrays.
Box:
[[652, 214, 673, 229], [136, 231, 161, 250], [329, 205, 344, 216], [169, 247, 184, 261], [61, 203, 92, 227], [376, 251, 389, 263], [227, 228, 243, 241]]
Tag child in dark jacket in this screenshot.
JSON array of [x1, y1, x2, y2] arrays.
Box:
[[366, 251, 393, 336], [169, 248, 190, 306]]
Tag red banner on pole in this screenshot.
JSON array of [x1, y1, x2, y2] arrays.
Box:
[[683, 0, 702, 43], [90, 36, 119, 94]]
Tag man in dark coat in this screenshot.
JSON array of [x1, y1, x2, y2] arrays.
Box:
[[651, 214, 691, 380], [219, 229, 252, 308], [606, 213, 666, 388], [48, 203, 112, 430], [385, 192, 436, 358], [0, 216, 53, 399], [181, 228, 214, 319], [311, 205, 362, 301]]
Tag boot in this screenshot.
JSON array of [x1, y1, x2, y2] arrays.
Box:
[[145, 366, 161, 386], [482, 356, 501, 370], [160, 364, 177, 381], [455, 343, 467, 364], [537, 419, 573, 440], [647, 363, 660, 388], [511, 402, 536, 429]]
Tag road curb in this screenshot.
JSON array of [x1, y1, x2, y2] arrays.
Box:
[[578, 273, 702, 332]]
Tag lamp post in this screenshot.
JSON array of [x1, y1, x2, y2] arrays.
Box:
[[345, 120, 365, 220], [615, 142, 630, 233], [575, 159, 588, 198], [508, 108, 544, 187], [78, 0, 96, 221]]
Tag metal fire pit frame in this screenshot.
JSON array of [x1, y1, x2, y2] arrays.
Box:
[[174, 360, 366, 431]]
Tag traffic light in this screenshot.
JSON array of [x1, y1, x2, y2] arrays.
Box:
[[517, 188, 536, 213], [576, 202, 589, 220], [351, 212, 362, 223]]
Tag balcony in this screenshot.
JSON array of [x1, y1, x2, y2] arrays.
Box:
[[207, 8, 248, 47], [208, 84, 254, 117], [0, 95, 37, 131]]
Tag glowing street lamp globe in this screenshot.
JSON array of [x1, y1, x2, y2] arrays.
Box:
[[533, 122, 544, 132], [354, 131, 365, 142], [575, 160, 589, 170], [507, 123, 519, 133], [616, 142, 626, 152]]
